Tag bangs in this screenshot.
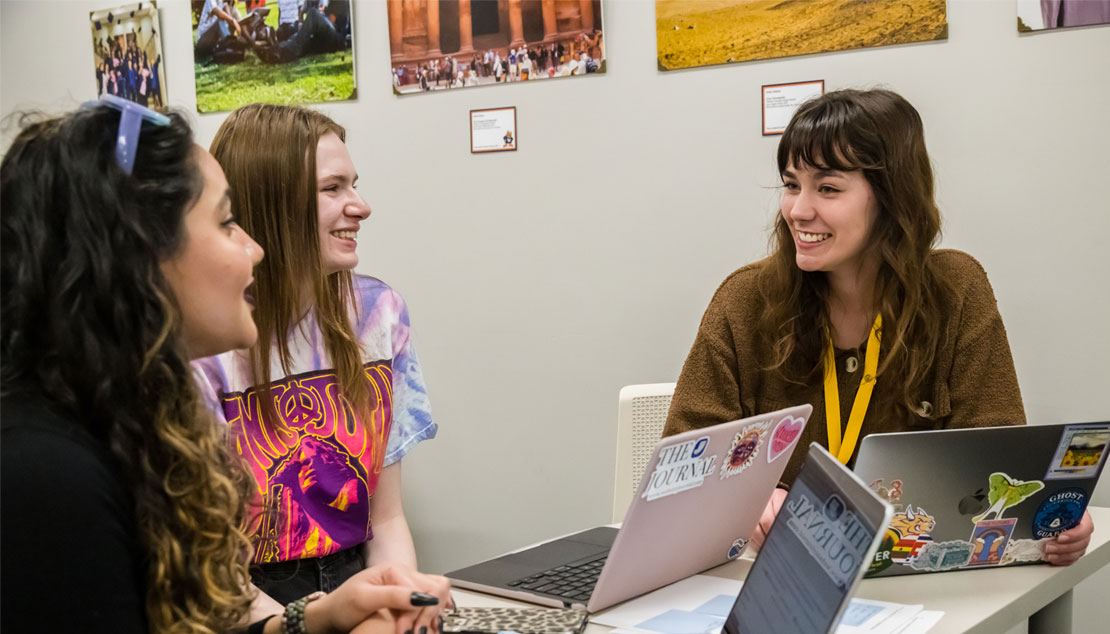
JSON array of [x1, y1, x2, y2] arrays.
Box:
[[776, 99, 873, 175]]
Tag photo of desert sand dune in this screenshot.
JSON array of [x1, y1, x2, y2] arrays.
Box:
[[656, 0, 947, 71]]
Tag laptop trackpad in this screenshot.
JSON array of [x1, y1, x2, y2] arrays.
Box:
[[450, 526, 617, 584], [512, 526, 617, 568]]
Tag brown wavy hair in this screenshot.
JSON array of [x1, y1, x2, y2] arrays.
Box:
[[209, 104, 377, 460], [1, 108, 253, 632], [756, 88, 951, 418]]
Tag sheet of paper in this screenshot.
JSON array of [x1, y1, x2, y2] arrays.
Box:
[[470, 107, 516, 152], [762, 80, 824, 135], [888, 610, 945, 634], [591, 575, 743, 630], [592, 574, 931, 634]]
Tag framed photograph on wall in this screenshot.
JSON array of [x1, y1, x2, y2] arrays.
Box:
[[389, 0, 605, 95], [191, 0, 357, 113], [1018, 0, 1110, 31], [91, 2, 167, 109], [656, 0, 947, 71]]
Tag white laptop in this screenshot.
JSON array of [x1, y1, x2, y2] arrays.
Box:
[[447, 404, 813, 613]]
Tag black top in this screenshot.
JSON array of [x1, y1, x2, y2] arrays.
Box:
[[1, 397, 148, 633]]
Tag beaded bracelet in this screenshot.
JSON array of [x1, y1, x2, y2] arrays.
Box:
[[282, 591, 326, 634]]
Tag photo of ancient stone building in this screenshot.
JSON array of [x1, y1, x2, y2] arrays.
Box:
[[389, 0, 604, 94]]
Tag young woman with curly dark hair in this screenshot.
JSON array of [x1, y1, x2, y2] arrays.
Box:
[[1, 102, 450, 633], [662, 88, 1092, 564]]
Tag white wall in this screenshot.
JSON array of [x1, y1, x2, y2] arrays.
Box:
[[3, 0, 1108, 630]]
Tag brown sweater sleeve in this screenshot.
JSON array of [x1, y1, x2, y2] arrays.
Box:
[[664, 282, 746, 438], [942, 252, 1027, 429]]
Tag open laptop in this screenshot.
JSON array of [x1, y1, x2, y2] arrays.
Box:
[[853, 421, 1109, 577], [724, 443, 892, 634], [447, 404, 813, 613]]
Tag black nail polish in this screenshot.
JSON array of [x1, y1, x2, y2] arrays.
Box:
[[410, 591, 439, 607], [404, 630, 412, 634], [420, 628, 428, 634]]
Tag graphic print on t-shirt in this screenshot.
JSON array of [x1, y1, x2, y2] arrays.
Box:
[[219, 361, 393, 563]]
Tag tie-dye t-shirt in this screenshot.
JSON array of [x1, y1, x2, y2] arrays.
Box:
[[194, 275, 436, 564]]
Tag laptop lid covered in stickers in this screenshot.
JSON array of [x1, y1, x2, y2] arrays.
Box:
[[723, 443, 892, 634], [586, 404, 813, 612], [853, 422, 1109, 578]]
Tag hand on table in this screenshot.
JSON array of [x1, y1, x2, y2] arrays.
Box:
[[306, 562, 452, 634]]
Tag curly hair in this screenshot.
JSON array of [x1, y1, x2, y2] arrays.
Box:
[[1, 107, 253, 633], [209, 104, 377, 462], [756, 89, 951, 419]]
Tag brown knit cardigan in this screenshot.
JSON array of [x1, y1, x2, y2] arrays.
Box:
[[663, 249, 1026, 488]]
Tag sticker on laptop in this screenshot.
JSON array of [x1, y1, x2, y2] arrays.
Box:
[[1032, 487, 1087, 539], [766, 414, 805, 463], [1045, 423, 1110, 481], [641, 436, 718, 502], [866, 527, 899, 576], [1001, 538, 1045, 565], [967, 518, 1018, 567], [784, 491, 872, 588], [720, 421, 771, 479], [867, 478, 903, 505], [727, 537, 749, 560], [908, 540, 974, 572], [887, 506, 935, 566], [971, 472, 1044, 523]]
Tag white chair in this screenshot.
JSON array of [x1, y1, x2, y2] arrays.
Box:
[[611, 382, 676, 523]]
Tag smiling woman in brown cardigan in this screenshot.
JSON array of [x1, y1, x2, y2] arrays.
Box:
[[662, 88, 1092, 566]]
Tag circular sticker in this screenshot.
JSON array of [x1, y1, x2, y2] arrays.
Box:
[[867, 527, 898, 576], [1032, 487, 1087, 539]]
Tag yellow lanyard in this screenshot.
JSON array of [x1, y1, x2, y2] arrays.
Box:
[[823, 313, 881, 465]]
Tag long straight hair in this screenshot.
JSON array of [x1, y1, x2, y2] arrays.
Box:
[[210, 104, 376, 455], [757, 89, 951, 418], [1, 107, 253, 633]]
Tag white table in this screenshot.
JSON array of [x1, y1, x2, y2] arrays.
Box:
[[453, 506, 1110, 633]]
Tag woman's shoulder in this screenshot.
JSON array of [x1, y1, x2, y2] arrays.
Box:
[[354, 274, 406, 310], [929, 249, 994, 292], [708, 258, 770, 308], [0, 398, 127, 501]]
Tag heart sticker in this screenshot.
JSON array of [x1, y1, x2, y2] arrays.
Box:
[[767, 415, 805, 463]]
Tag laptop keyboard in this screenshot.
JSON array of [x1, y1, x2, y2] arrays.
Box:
[[506, 555, 608, 601]]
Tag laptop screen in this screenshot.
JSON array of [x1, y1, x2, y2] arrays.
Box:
[[723, 444, 890, 634]]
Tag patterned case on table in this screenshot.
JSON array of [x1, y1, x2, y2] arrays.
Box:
[[442, 607, 589, 634]]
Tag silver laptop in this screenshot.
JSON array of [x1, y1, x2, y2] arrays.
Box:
[[447, 404, 813, 613], [853, 422, 1109, 577], [724, 443, 892, 634]]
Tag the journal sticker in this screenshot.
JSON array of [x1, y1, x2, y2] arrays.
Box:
[[641, 436, 718, 502], [784, 491, 873, 588], [1045, 423, 1110, 481]]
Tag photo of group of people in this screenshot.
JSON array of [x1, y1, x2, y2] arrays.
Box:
[[389, 0, 604, 95], [90, 2, 166, 109], [191, 0, 356, 113]]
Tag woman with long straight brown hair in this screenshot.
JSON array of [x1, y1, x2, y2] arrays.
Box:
[[663, 88, 1092, 565], [198, 104, 440, 609]]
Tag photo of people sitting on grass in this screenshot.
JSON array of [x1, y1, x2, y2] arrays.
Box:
[[192, 0, 355, 113]]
